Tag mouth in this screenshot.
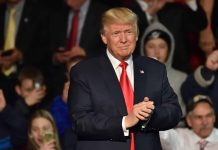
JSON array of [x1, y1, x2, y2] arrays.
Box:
[[119, 46, 129, 50]]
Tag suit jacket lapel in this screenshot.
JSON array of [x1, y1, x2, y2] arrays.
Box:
[[133, 58, 148, 104], [98, 55, 128, 115]]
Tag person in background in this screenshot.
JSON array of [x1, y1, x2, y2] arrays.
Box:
[[126, 0, 207, 73], [27, 109, 61, 150], [0, 0, 51, 103], [50, 56, 85, 150], [181, 50, 218, 127], [0, 89, 27, 150], [15, 66, 48, 119], [49, 0, 110, 95], [199, 0, 215, 55], [140, 22, 187, 125], [160, 95, 218, 150], [68, 7, 181, 150], [187, 0, 215, 71]]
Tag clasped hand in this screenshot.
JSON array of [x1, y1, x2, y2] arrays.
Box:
[[125, 97, 155, 128]]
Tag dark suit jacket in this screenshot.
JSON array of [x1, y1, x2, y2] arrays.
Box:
[[49, 0, 109, 57], [128, 1, 207, 73], [68, 53, 182, 150], [0, 0, 51, 71], [0, 0, 52, 104], [49, 0, 110, 94]]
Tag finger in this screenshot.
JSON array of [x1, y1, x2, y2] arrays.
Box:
[[143, 97, 149, 101], [142, 108, 153, 114], [136, 111, 150, 120], [147, 104, 155, 110]]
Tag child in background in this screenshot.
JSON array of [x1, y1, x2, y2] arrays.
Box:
[[27, 109, 61, 150], [15, 66, 48, 118], [50, 56, 85, 149], [140, 22, 187, 126]]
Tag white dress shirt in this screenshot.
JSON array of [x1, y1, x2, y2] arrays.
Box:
[[160, 128, 218, 150], [106, 50, 134, 136]]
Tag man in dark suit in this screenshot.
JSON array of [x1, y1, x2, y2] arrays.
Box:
[[49, 0, 110, 94], [68, 7, 182, 150], [0, 0, 50, 74], [0, 0, 51, 103]]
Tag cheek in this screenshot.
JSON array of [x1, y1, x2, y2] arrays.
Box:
[[145, 48, 155, 57], [31, 132, 43, 146], [160, 51, 167, 59]]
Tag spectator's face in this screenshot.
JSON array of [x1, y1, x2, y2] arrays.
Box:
[[101, 23, 137, 61], [30, 117, 54, 147], [144, 38, 168, 63], [15, 79, 46, 101], [186, 102, 216, 138], [16, 79, 35, 98]]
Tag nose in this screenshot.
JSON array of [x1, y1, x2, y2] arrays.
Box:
[[154, 47, 160, 55], [120, 32, 127, 43], [38, 129, 43, 138], [201, 117, 209, 126]]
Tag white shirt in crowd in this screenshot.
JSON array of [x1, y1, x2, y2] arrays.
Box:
[[160, 128, 218, 150]]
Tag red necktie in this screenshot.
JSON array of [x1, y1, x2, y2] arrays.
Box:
[[119, 61, 134, 150], [68, 10, 79, 50]]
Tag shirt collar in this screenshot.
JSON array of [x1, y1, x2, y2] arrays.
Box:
[[7, 0, 25, 13], [192, 128, 217, 144], [80, 0, 90, 16], [106, 49, 133, 69], [136, 0, 149, 11]]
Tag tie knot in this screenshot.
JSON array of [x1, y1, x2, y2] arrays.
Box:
[[73, 9, 80, 14], [119, 61, 128, 70], [199, 140, 208, 149]]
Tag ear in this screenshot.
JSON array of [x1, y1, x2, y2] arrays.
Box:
[[15, 85, 22, 96], [101, 33, 107, 44], [186, 115, 192, 128]]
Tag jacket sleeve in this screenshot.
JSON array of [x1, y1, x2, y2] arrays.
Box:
[[181, 65, 215, 105], [68, 66, 125, 141], [146, 66, 182, 131]]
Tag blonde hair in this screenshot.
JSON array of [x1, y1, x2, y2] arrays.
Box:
[[100, 7, 139, 36], [28, 110, 62, 150]]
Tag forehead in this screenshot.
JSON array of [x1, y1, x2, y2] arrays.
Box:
[[191, 103, 213, 115], [104, 23, 134, 32], [146, 38, 167, 44], [32, 117, 51, 127], [21, 79, 33, 86]]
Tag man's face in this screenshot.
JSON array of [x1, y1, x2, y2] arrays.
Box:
[[101, 23, 137, 61], [186, 102, 216, 138]]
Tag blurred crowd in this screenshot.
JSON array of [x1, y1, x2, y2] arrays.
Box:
[[0, 0, 218, 149]]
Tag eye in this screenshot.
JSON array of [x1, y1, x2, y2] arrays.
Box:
[[31, 127, 39, 132], [127, 30, 133, 34], [111, 31, 120, 37]]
